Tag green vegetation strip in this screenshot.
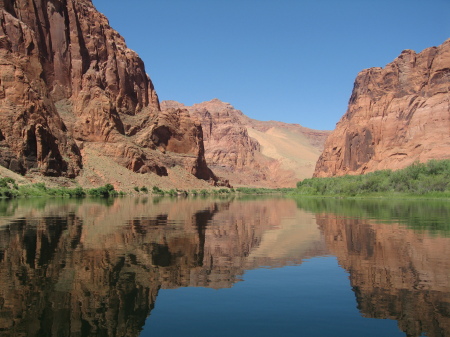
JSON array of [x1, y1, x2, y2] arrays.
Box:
[[0, 181, 123, 198], [294, 159, 450, 198]]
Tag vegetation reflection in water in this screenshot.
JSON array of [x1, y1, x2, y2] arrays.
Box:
[[294, 197, 450, 235], [0, 196, 448, 336]]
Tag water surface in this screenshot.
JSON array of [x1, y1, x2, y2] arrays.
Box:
[[0, 196, 448, 336]]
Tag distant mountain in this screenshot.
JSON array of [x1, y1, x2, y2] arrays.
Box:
[[314, 39, 450, 177], [162, 99, 330, 187]]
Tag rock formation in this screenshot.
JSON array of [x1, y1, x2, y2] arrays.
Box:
[[0, 5, 82, 177], [0, 0, 220, 185], [314, 39, 450, 177], [162, 99, 330, 187]]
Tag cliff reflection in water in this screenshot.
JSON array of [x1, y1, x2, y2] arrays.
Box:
[[0, 197, 326, 336], [0, 197, 449, 337], [297, 198, 450, 337]]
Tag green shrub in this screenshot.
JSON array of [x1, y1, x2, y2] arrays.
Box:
[[0, 177, 16, 189], [235, 187, 273, 194], [295, 159, 450, 197], [70, 187, 86, 197], [140, 186, 148, 193], [0, 188, 18, 198], [34, 183, 47, 191], [88, 184, 116, 197], [152, 186, 164, 195]]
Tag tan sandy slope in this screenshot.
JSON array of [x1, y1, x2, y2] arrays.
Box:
[[163, 99, 330, 188]]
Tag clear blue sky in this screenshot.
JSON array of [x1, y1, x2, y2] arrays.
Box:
[[92, 0, 449, 130]]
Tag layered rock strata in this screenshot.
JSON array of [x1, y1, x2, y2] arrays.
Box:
[[0, 0, 219, 184], [163, 99, 261, 171], [315, 39, 450, 177], [162, 99, 329, 187]]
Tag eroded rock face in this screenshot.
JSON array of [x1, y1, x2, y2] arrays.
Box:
[[0, 0, 218, 183], [162, 99, 271, 186], [188, 99, 261, 169], [314, 39, 450, 177], [0, 8, 82, 177], [162, 99, 329, 187]]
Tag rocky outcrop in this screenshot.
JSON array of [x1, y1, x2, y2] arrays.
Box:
[[0, 0, 218, 184], [162, 99, 330, 187], [314, 39, 450, 177]]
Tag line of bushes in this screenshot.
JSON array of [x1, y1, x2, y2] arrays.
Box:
[[150, 186, 281, 196], [153, 187, 236, 196], [0, 180, 123, 199], [0, 179, 241, 199], [295, 159, 450, 197]]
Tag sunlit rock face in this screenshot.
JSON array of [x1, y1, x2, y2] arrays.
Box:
[[0, 5, 82, 177], [0, 198, 326, 336], [314, 39, 450, 177], [0, 0, 218, 183], [316, 212, 450, 337], [162, 99, 330, 187], [162, 99, 268, 187]]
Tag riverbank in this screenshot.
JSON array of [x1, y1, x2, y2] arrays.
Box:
[[1, 160, 449, 199], [293, 159, 450, 198]]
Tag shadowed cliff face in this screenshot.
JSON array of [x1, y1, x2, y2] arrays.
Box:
[[316, 212, 450, 337], [315, 38, 450, 177], [0, 197, 325, 336], [0, 0, 218, 183]]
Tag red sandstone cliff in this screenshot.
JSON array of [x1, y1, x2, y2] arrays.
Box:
[[162, 99, 330, 187], [0, 0, 219, 185], [314, 39, 450, 177]]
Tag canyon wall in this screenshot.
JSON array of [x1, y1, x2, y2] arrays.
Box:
[[162, 99, 329, 187], [0, 0, 219, 185], [314, 39, 450, 177]]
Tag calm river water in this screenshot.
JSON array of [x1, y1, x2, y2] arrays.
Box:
[[0, 196, 449, 337]]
